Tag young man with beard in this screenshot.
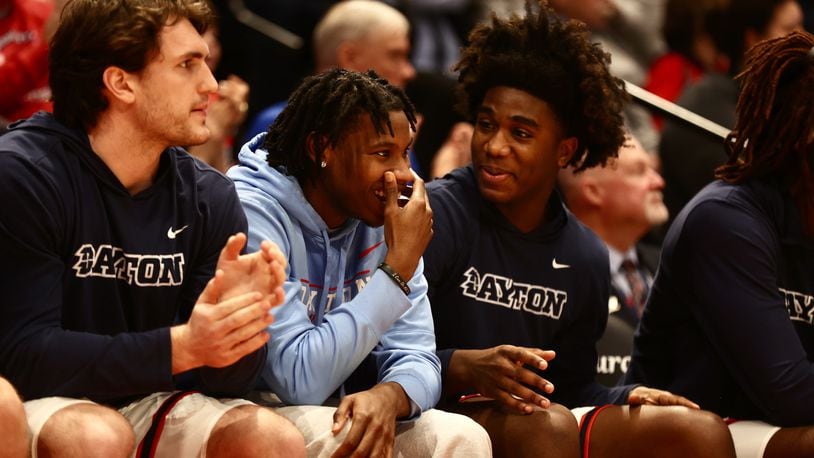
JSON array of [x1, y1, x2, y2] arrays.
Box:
[[625, 31, 814, 457], [229, 68, 491, 457], [422, 2, 736, 457], [0, 1, 304, 456]]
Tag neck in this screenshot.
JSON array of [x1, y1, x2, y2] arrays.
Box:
[[577, 211, 639, 252], [87, 114, 164, 196], [302, 177, 347, 229], [494, 188, 553, 234]]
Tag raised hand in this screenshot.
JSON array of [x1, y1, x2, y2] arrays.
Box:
[[627, 386, 700, 409], [171, 270, 274, 373], [449, 345, 557, 414], [330, 382, 410, 458], [214, 233, 286, 306], [382, 169, 433, 281]]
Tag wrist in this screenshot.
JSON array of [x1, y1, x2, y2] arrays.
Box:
[[376, 382, 411, 418], [446, 349, 475, 395], [170, 325, 199, 374], [378, 262, 411, 295]]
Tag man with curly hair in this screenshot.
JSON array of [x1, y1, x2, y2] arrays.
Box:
[[422, 2, 736, 456]]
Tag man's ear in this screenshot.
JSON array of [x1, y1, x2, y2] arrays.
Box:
[[306, 132, 331, 165], [101, 66, 136, 105], [557, 137, 578, 168], [583, 177, 605, 207], [336, 40, 360, 70]]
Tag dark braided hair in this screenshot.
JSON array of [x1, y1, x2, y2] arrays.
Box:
[[263, 68, 417, 184], [454, 0, 628, 172], [715, 31, 814, 227]]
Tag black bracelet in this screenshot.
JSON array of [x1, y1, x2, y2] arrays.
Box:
[[378, 262, 411, 295]]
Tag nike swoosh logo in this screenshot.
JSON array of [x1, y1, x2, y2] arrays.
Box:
[[551, 258, 570, 269], [167, 225, 189, 239], [358, 241, 385, 259]]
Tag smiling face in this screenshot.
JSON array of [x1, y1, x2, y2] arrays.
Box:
[[309, 110, 414, 228], [130, 18, 218, 149], [471, 86, 577, 231]]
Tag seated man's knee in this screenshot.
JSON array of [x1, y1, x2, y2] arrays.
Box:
[[608, 406, 735, 457], [0, 378, 28, 458], [39, 403, 134, 458], [659, 407, 734, 457], [419, 409, 492, 457], [508, 405, 579, 458], [208, 405, 305, 458]]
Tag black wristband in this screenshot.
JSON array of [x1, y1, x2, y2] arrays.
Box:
[[378, 262, 411, 295]]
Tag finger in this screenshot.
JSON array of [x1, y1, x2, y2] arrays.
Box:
[[224, 328, 270, 363], [503, 346, 555, 371], [494, 388, 537, 415], [408, 169, 426, 200], [271, 285, 286, 308], [224, 303, 275, 342], [198, 270, 224, 304], [209, 291, 263, 320], [353, 426, 382, 458], [332, 400, 351, 435], [513, 366, 555, 395], [337, 414, 368, 458], [383, 171, 399, 211], [219, 233, 247, 262], [658, 392, 700, 409]]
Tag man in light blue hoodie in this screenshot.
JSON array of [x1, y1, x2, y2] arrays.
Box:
[[228, 68, 491, 457]]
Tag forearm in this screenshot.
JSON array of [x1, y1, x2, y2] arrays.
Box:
[[2, 327, 173, 402], [444, 349, 476, 396], [266, 274, 412, 404], [195, 345, 267, 397]]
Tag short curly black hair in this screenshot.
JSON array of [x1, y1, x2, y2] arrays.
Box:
[[263, 68, 417, 184], [454, 0, 628, 171]]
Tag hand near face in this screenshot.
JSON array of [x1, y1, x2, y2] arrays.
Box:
[[330, 382, 410, 458], [382, 169, 433, 281], [450, 345, 557, 415], [627, 386, 700, 409], [207, 75, 249, 138]]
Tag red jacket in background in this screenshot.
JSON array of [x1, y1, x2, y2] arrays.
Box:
[[0, 0, 54, 124]]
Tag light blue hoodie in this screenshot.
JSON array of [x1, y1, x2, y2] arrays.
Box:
[[228, 134, 441, 414]]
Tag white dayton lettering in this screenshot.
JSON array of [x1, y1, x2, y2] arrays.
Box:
[[459, 266, 568, 320], [596, 355, 631, 374], [780, 287, 814, 326], [72, 244, 185, 287]]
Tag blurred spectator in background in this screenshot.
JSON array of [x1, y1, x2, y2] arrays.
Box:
[[659, 0, 803, 230], [645, 0, 728, 129], [559, 135, 667, 327], [558, 135, 667, 386], [243, 0, 415, 143], [187, 14, 250, 172], [0, 0, 54, 131]]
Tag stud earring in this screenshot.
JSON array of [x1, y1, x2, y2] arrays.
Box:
[[320, 160, 327, 168]]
